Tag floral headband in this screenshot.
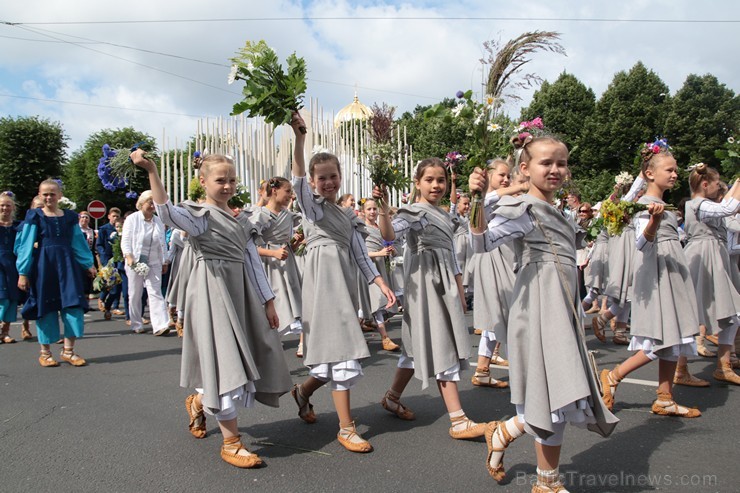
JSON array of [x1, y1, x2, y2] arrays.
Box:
[[644, 138, 670, 155]]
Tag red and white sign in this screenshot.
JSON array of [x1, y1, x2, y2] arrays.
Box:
[[87, 200, 107, 220]]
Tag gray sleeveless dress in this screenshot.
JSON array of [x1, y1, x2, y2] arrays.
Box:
[[471, 243, 516, 342], [301, 201, 372, 366], [365, 226, 398, 315], [157, 203, 293, 411], [395, 203, 470, 388], [683, 198, 740, 334], [493, 195, 618, 439], [253, 207, 304, 334], [583, 228, 609, 292], [630, 196, 699, 352]]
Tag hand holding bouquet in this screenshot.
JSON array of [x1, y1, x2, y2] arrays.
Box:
[[600, 199, 675, 236], [229, 40, 307, 133]]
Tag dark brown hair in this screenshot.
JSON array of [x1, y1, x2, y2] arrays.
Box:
[[309, 152, 341, 178], [265, 176, 291, 197]]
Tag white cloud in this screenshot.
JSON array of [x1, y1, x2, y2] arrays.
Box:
[[0, 0, 737, 153]]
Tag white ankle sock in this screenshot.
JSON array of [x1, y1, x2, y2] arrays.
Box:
[[489, 417, 524, 468]]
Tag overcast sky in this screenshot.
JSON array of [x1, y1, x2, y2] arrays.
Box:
[[1, 0, 738, 153]]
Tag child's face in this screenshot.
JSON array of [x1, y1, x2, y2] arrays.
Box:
[[415, 165, 447, 205], [115, 220, 124, 232], [200, 163, 237, 205], [488, 164, 511, 191], [39, 184, 60, 209], [521, 142, 569, 199], [363, 200, 378, 221], [310, 161, 342, 202], [457, 197, 471, 215], [646, 155, 678, 191], [273, 183, 294, 208], [0, 197, 14, 219]]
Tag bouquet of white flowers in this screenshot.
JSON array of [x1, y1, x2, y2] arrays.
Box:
[[58, 197, 77, 210], [615, 171, 634, 188], [132, 262, 150, 277]]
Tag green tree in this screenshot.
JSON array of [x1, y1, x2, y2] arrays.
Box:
[[63, 128, 157, 214], [519, 72, 596, 157], [580, 62, 671, 174], [665, 74, 739, 170], [0, 116, 68, 209]]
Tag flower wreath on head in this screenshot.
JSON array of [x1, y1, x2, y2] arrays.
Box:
[[311, 144, 332, 156], [643, 137, 670, 155]]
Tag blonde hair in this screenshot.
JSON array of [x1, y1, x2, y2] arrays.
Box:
[[198, 154, 235, 177], [136, 190, 154, 210], [0, 192, 16, 220]]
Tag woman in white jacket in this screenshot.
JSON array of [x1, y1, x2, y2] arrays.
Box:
[[121, 191, 171, 335]]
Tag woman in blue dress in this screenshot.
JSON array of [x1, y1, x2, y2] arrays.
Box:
[[0, 191, 23, 343], [16, 179, 96, 367]]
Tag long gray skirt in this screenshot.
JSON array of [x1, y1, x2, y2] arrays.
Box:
[[684, 238, 740, 334]]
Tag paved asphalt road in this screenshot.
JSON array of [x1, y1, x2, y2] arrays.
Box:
[[0, 307, 737, 492]]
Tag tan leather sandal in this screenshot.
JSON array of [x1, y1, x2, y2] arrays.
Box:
[[651, 391, 701, 418], [449, 415, 486, 440], [291, 384, 316, 424], [337, 421, 373, 453], [471, 368, 509, 388], [21, 320, 33, 340], [591, 315, 607, 343], [60, 348, 86, 366], [39, 350, 59, 367], [713, 362, 740, 385], [185, 393, 207, 438], [221, 435, 263, 468], [612, 331, 630, 345], [381, 337, 400, 351], [600, 366, 621, 411], [485, 421, 514, 482], [381, 390, 415, 420], [673, 366, 710, 387]]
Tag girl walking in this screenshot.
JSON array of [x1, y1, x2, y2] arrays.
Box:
[[289, 113, 395, 453], [16, 180, 96, 366], [131, 149, 292, 468], [375, 158, 488, 441], [600, 142, 702, 418], [469, 135, 617, 492]]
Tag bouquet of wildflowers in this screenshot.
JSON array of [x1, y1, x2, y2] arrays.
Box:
[[229, 40, 307, 133], [425, 90, 517, 228], [615, 172, 634, 189], [132, 262, 150, 277], [93, 260, 122, 291], [98, 142, 155, 192], [382, 240, 395, 273], [292, 225, 306, 257], [600, 199, 675, 236], [363, 103, 411, 208], [444, 151, 467, 171], [58, 197, 76, 210]]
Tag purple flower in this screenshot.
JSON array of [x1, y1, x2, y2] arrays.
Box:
[[383, 240, 394, 248], [193, 151, 201, 158], [3, 191, 14, 197], [456, 90, 464, 99], [126, 191, 138, 199]]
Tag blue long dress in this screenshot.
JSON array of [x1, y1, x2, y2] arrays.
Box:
[[0, 221, 22, 322], [16, 209, 94, 344]]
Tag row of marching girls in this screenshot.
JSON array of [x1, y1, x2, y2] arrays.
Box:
[[600, 144, 740, 422]]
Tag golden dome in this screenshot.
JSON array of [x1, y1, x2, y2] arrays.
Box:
[[334, 93, 373, 127]]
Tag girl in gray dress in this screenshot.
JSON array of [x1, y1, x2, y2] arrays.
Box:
[[131, 150, 292, 469], [678, 165, 740, 385], [376, 159, 489, 442], [470, 159, 528, 388], [600, 143, 702, 420], [361, 198, 401, 351], [289, 114, 395, 454], [469, 135, 618, 493], [253, 177, 304, 338]]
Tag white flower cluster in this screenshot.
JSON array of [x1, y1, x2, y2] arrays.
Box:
[[451, 102, 466, 117], [615, 172, 634, 187], [311, 144, 332, 156], [132, 262, 150, 277], [58, 197, 77, 210]]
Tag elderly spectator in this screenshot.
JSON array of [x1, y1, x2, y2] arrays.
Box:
[[121, 191, 170, 336]]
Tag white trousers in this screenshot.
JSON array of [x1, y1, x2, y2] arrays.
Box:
[[125, 261, 170, 333]]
